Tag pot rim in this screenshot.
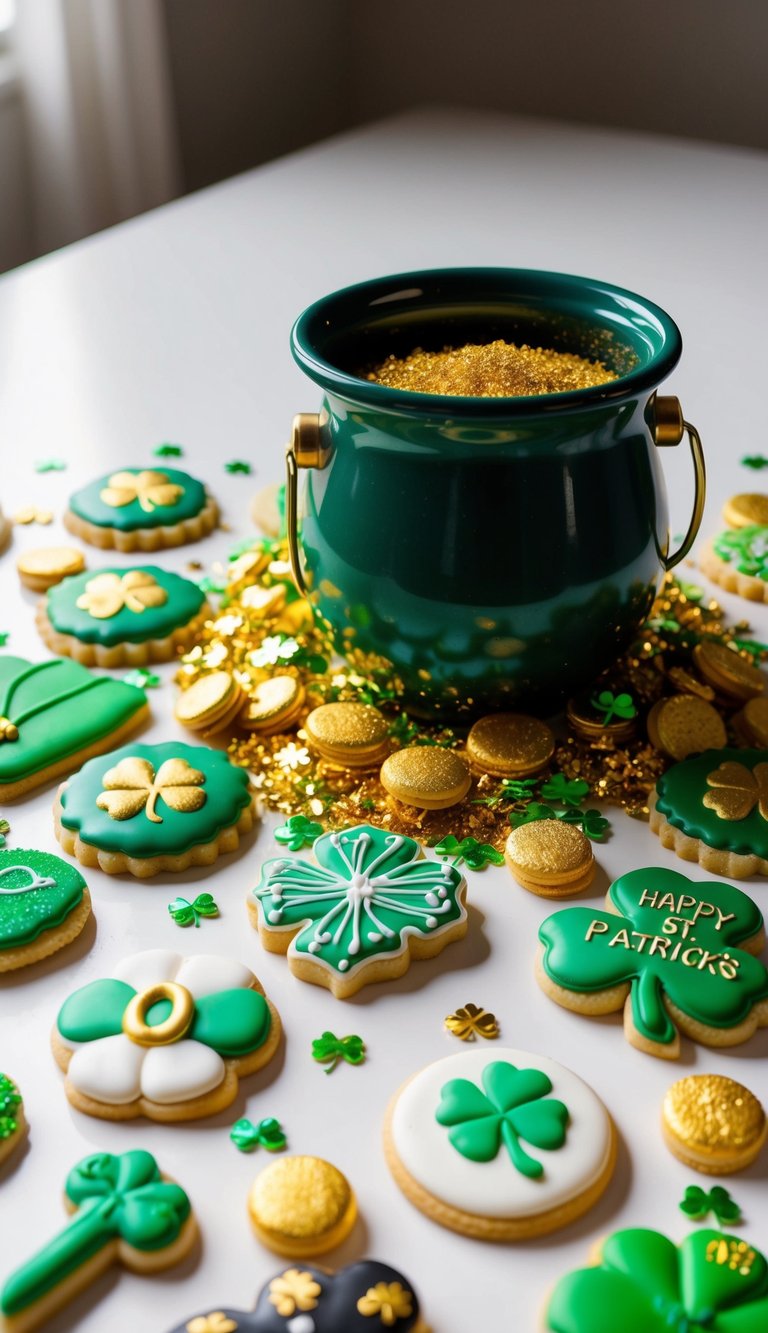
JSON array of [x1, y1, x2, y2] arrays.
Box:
[[290, 266, 683, 419]]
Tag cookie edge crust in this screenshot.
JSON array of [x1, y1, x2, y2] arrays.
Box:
[[0, 889, 92, 973], [0, 705, 150, 803], [63, 492, 218, 552], [648, 789, 768, 878], [35, 600, 212, 667], [699, 537, 768, 603]]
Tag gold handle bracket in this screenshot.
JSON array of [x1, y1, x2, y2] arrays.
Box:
[[653, 394, 706, 572], [285, 412, 332, 597]]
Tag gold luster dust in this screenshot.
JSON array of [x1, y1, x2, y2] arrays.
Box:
[[249, 1156, 353, 1241], [467, 713, 555, 777], [505, 819, 590, 874], [664, 1074, 766, 1151], [365, 339, 618, 397]]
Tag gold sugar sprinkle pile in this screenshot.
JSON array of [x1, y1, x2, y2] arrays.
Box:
[[365, 339, 617, 398]]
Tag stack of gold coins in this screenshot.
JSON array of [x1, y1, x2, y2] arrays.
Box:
[[566, 697, 637, 743], [693, 641, 765, 704], [666, 666, 715, 703], [504, 820, 595, 898], [304, 701, 390, 769], [722, 493, 768, 528], [646, 694, 727, 761], [175, 670, 247, 737], [239, 676, 305, 734], [733, 695, 768, 746], [380, 746, 471, 810], [466, 713, 555, 777]]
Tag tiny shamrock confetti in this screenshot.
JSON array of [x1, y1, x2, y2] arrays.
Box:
[[33, 458, 66, 472], [274, 814, 324, 851], [230, 1116, 287, 1153], [311, 1030, 366, 1074], [538, 774, 590, 808], [167, 893, 219, 927], [432, 834, 505, 870], [153, 443, 184, 457], [508, 801, 559, 829], [0, 632, 9, 647], [561, 807, 612, 841], [122, 667, 161, 689], [679, 1184, 742, 1225], [0, 818, 9, 848], [589, 689, 637, 724], [444, 1003, 500, 1041], [225, 460, 252, 474], [741, 455, 768, 469]]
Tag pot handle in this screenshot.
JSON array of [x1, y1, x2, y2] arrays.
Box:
[[285, 412, 333, 597], [653, 395, 706, 572]]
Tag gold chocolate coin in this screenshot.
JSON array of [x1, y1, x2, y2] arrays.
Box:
[[16, 545, 86, 591], [646, 694, 727, 760], [733, 695, 768, 747], [693, 641, 765, 702], [662, 1073, 767, 1175], [666, 666, 715, 703], [722, 493, 768, 529], [566, 697, 637, 742], [304, 701, 390, 768], [466, 713, 555, 777], [380, 746, 471, 810], [247, 1155, 357, 1257], [175, 670, 245, 734], [504, 820, 594, 897], [239, 676, 305, 733]]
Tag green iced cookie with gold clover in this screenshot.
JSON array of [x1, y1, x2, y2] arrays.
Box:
[[64, 466, 218, 552], [37, 565, 209, 667], [650, 747, 768, 877], [55, 741, 257, 878]]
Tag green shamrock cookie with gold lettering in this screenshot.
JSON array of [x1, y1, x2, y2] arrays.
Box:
[[537, 866, 768, 1059], [651, 748, 768, 878], [64, 466, 217, 552]]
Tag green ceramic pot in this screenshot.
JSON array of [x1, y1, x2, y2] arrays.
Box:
[[288, 268, 705, 717]]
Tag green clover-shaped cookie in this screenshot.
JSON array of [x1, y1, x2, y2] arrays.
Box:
[[436, 1060, 569, 1178]]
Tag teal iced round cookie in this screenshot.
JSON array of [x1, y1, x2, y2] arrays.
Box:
[[39, 565, 208, 665], [55, 741, 257, 877], [544, 1227, 768, 1333], [0, 848, 91, 971], [64, 467, 217, 551], [537, 866, 768, 1059], [651, 747, 768, 876]]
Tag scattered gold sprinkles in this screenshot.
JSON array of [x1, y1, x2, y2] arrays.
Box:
[[365, 339, 618, 397], [445, 1003, 500, 1042]]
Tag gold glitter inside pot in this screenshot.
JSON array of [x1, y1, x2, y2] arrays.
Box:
[[467, 713, 555, 776], [248, 1156, 353, 1241], [365, 340, 617, 397], [505, 820, 591, 875], [663, 1074, 766, 1152]]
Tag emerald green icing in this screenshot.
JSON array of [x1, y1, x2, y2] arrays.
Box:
[[435, 1060, 569, 1178], [57, 979, 136, 1043], [0, 656, 146, 785], [58, 741, 251, 859], [68, 467, 207, 531], [145, 998, 173, 1027], [713, 525, 768, 579], [539, 867, 768, 1046], [191, 988, 271, 1057], [0, 849, 86, 950], [253, 824, 465, 976], [46, 566, 205, 646], [0, 1074, 21, 1139], [0, 1150, 191, 1316], [545, 1227, 768, 1332], [655, 748, 768, 859]]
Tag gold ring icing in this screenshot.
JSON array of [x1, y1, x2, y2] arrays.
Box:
[[122, 981, 194, 1046]]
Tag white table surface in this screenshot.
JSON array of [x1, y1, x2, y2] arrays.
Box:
[[1, 106, 767, 1333]]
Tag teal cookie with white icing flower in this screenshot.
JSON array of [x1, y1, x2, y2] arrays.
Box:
[[247, 823, 468, 998], [64, 466, 218, 552], [0, 849, 91, 972]]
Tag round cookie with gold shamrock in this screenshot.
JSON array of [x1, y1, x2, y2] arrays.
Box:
[[64, 466, 217, 552], [384, 1046, 616, 1241], [36, 565, 210, 666], [650, 747, 768, 877], [52, 948, 281, 1121], [700, 523, 768, 602], [54, 741, 257, 876], [0, 848, 91, 972], [536, 866, 768, 1059]]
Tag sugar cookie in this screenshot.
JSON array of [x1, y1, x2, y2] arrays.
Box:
[[64, 466, 217, 551], [505, 820, 595, 897], [0, 1075, 26, 1169], [0, 849, 91, 972], [248, 1156, 357, 1257], [380, 746, 471, 809], [16, 546, 85, 591], [650, 747, 768, 877], [662, 1073, 767, 1174]]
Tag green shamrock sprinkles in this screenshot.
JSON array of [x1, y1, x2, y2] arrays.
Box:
[[167, 893, 219, 927], [311, 1030, 366, 1074], [589, 689, 637, 724], [122, 668, 161, 689], [225, 460, 252, 474], [0, 818, 9, 848], [432, 834, 505, 870], [436, 1060, 569, 1178], [741, 454, 768, 469], [713, 525, 768, 579], [230, 1116, 287, 1153], [0, 1074, 21, 1139], [153, 443, 184, 457], [274, 814, 324, 851], [538, 775, 590, 808], [680, 1185, 742, 1226]]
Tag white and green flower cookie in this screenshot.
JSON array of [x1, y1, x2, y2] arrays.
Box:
[[650, 747, 768, 877], [0, 656, 149, 802], [248, 823, 468, 998], [52, 948, 281, 1121], [0, 849, 91, 973], [0, 1074, 26, 1169], [54, 741, 257, 876], [700, 524, 768, 601], [36, 565, 209, 667], [543, 1227, 768, 1332], [64, 467, 218, 552], [537, 866, 768, 1059], [384, 1047, 616, 1241]]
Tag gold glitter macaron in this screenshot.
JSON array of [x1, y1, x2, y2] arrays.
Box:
[[16, 545, 86, 591], [504, 819, 594, 897], [466, 713, 555, 777], [380, 746, 471, 810], [304, 701, 390, 769], [174, 670, 246, 736], [666, 666, 715, 703], [646, 694, 727, 761], [662, 1073, 767, 1175], [733, 695, 768, 747], [722, 493, 768, 529], [239, 675, 305, 734], [693, 641, 765, 703], [247, 1155, 357, 1257]]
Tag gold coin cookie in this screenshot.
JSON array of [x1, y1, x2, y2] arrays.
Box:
[[662, 1073, 767, 1174], [380, 746, 471, 810], [17, 545, 86, 591], [733, 695, 768, 747], [239, 676, 305, 733], [504, 820, 594, 897], [304, 701, 390, 768], [646, 694, 727, 760], [175, 670, 246, 735], [693, 641, 765, 702], [466, 712, 555, 777], [248, 1156, 357, 1257], [666, 666, 715, 703], [722, 493, 768, 528]]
